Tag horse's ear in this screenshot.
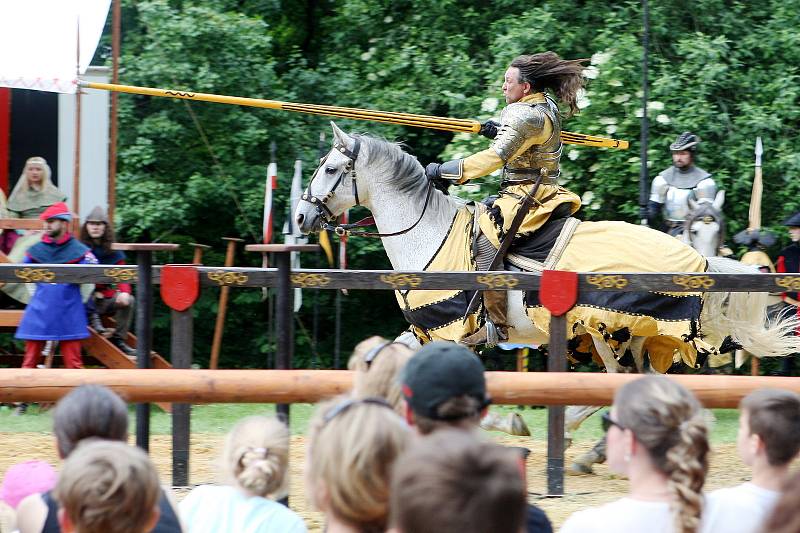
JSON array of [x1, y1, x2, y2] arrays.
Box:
[[330, 121, 351, 146], [712, 189, 725, 211]]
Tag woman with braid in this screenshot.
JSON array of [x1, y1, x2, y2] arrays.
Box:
[[561, 376, 710, 533]]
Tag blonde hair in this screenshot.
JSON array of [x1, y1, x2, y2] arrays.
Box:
[[54, 440, 160, 533], [348, 336, 414, 414], [222, 416, 289, 498], [390, 429, 526, 533], [307, 395, 411, 533], [615, 376, 709, 533]]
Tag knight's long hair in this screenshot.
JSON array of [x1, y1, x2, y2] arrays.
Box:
[[510, 52, 588, 117]]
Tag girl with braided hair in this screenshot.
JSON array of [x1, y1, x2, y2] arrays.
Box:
[[179, 415, 306, 533], [561, 376, 710, 533]]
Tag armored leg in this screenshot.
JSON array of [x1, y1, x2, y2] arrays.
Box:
[[461, 290, 509, 347]]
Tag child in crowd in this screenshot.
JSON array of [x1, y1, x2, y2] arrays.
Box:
[[389, 428, 527, 533], [347, 336, 414, 414], [560, 376, 709, 533], [306, 395, 411, 533], [703, 388, 800, 533], [179, 415, 306, 533], [54, 440, 160, 533], [14, 385, 182, 533]]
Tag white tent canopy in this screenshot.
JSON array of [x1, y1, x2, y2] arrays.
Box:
[[0, 0, 111, 93]]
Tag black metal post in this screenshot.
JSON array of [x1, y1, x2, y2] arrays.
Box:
[[547, 313, 568, 495], [275, 252, 292, 422], [171, 308, 193, 486], [135, 251, 153, 452], [639, 0, 651, 226]]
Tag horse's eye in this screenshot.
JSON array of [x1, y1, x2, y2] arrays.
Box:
[[325, 166, 336, 174]]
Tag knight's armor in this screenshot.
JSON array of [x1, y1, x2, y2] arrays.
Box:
[[437, 92, 580, 249], [648, 165, 717, 228]]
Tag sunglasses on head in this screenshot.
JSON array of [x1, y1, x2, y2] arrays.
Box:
[[363, 341, 402, 370], [601, 411, 626, 433], [322, 397, 393, 427]]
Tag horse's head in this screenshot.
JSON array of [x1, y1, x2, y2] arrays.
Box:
[[684, 190, 725, 256], [295, 122, 364, 234]]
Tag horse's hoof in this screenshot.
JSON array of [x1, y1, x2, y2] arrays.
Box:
[[508, 412, 531, 436], [567, 461, 595, 476]]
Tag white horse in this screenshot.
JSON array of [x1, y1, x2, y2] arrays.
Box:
[[295, 124, 800, 435], [679, 193, 726, 257]]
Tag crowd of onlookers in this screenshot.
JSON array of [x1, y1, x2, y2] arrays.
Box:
[[1, 336, 799, 533]]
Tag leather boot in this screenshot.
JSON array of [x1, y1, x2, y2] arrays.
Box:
[[111, 336, 137, 358], [89, 313, 106, 334], [461, 290, 509, 347]]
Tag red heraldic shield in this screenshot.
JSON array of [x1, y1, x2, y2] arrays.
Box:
[[540, 269, 578, 317], [160, 265, 200, 312]]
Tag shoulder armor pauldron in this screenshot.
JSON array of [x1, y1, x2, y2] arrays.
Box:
[[492, 104, 547, 162]]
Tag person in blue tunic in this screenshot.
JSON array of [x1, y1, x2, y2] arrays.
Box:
[[15, 202, 96, 369]]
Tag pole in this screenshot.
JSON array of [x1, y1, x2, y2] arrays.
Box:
[[170, 308, 192, 486], [135, 250, 153, 452], [209, 237, 243, 369], [72, 22, 81, 216], [275, 251, 292, 421], [546, 314, 568, 495], [108, 0, 121, 220], [639, 0, 650, 226]]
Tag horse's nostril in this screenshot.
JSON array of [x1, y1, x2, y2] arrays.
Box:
[[296, 214, 305, 226]]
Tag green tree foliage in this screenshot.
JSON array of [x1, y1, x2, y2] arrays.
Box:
[[114, 0, 800, 368]]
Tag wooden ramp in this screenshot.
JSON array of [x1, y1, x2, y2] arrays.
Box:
[[0, 310, 173, 412]]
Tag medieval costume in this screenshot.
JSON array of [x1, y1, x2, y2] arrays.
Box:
[[776, 211, 800, 375], [80, 206, 136, 356], [7, 157, 67, 219], [15, 203, 96, 369], [647, 132, 718, 234]]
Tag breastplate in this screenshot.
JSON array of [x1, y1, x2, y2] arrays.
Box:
[[503, 96, 562, 179], [664, 187, 694, 222]]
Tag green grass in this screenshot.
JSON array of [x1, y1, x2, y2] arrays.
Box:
[[0, 403, 741, 444]]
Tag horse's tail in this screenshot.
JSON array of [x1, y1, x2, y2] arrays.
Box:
[[702, 257, 800, 358]]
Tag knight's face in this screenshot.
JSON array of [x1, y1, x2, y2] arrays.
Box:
[[671, 150, 693, 169], [502, 67, 530, 104], [788, 226, 800, 242]]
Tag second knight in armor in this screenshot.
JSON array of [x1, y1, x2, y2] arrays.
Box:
[[647, 132, 718, 233]]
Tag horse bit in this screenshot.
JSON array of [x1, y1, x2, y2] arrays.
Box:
[[300, 135, 434, 238]]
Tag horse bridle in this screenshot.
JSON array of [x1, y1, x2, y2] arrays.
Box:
[[300, 135, 434, 238]]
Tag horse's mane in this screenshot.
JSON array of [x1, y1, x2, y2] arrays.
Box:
[[684, 200, 726, 243], [356, 134, 428, 195]]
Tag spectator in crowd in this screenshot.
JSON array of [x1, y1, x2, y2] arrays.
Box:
[[79, 206, 136, 356], [7, 157, 67, 220], [14, 385, 182, 533], [306, 396, 410, 533], [14, 203, 96, 394], [179, 415, 306, 533], [703, 389, 800, 533], [399, 341, 552, 533], [0, 460, 57, 532], [389, 428, 527, 533], [0, 183, 19, 254], [54, 440, 161, 533], [348, 336, 414, 414], [760, 470, 800, 533], [560, 376, 709, 533]]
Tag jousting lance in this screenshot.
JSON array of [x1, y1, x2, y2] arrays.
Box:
[[79, 81, 629, 150]]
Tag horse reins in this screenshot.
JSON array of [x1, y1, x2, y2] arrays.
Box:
[[300, 135, 435, 238]]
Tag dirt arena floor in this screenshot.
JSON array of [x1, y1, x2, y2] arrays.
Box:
[[0, 432, 750, 531]]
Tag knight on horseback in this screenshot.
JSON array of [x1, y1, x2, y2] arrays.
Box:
[[647, 132, 718, 235], [424, 52, 586, 345]]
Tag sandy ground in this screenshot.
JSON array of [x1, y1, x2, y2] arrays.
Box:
[[0, 432, 750, 532]]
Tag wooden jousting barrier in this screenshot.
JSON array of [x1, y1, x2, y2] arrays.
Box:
[[1, 369, 797, 407], [80, 81, 630, 150]]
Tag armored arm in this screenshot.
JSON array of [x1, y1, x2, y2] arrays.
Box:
[[647, 174, 668, 229], [693, 177, 717, 202]]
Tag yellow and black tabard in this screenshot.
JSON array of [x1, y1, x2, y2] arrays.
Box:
[[439, 92, 581, 249]]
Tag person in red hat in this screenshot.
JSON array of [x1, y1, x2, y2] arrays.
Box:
[[14, 202, 97, 378]]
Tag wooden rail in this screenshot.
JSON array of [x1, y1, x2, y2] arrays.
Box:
[[1, 369, 797, 407], [0, 264, 797, 292]]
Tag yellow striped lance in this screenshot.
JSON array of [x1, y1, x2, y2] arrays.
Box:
[[81, 81, 629, 150]]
